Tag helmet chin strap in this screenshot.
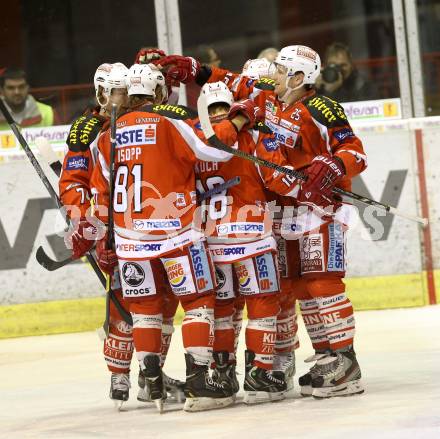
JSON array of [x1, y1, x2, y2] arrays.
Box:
[[279, 74, 304, 103]]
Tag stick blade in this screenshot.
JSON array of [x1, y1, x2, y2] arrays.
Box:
[[35, 136, 62, 176], [36, 246, 73, 271]]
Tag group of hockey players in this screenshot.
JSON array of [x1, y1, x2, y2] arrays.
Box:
[[58, 43, 366, 413]]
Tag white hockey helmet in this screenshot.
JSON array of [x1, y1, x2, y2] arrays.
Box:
[[126, 64, 167, 102], [274, 45, 321, 85], [242, 58, 275, 80], [93, 62, 128, 98], [200, 81, 233, 108]]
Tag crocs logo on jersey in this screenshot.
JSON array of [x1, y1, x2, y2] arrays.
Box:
[[65, 156, 89, 171], [236, 264, 250, 288], [121, 262, 145, 287], [215, 267, 226, 290], [164, 260, 186, 287]]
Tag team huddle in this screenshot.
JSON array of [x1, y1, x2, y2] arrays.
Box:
[[59, 44, 366, 413]]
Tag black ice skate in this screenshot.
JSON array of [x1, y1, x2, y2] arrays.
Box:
[[163, 372, 186, 403], [183, 353, 234, 412], [311, 348, 364, 399], [212, 351, 239, 396], [273, 351, 296, 393], [298, 351, 330, 397], [243, 350, 287, 404], [109, 372, 130, 410], [142, 355, 165, 413], [137, 367, 185, 403]]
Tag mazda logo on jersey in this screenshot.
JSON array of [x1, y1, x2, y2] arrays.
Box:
[[122, 262, 145, 287]]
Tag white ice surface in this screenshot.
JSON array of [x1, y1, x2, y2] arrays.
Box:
[[1, 306, 439, 439]]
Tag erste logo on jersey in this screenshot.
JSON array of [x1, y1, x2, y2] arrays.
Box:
[[189, 244, 213, 293], [164, 259, 187, 287], [262, 136, 279, 151], [116, 124, 157, 147], [255, 254, 278, 293]]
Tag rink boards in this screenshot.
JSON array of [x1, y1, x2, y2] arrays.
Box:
[[0, 118, 439, 337]]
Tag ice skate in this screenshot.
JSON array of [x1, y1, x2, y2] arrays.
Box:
[[311, 348, 364, 399], [163, 372, 186, 403], [212, 351, 239, 396], [299, 351, 330, 396], [183, 353, 234, 412], [137, 367, 151, 402], [143, 355, 165, 413], [273, 351, 296, 393], [243, 350, 287, 404], [109, 372, 130, 410]]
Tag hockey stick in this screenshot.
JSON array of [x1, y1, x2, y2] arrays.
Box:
[[197, 176, 241, 201], [102, 104, 118, 338], [36, 247, 75, 271], [37, 134, 240, 205], [196, 94, 428, 226], [0, 101, 132, 327]]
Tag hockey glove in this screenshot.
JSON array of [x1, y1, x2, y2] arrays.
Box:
[[64, 218, 98, 259], [96, 235, 118, 275], [134, 48, 166, 64], [228, 99, 263, 131], [155, 55, 201, 84], [297, 154, 346, 210]]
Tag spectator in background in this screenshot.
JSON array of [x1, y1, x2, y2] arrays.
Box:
[[193, 45, 221, 68], [257, 47, 278, 62], [0, 67, 58, 130], [316, 42, 378, 102]]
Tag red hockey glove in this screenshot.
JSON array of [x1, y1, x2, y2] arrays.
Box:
[[134, 48, 166, 64], [64, 218, 98, 259], [297, 155, 346, 209], [155, 55, 201, 84], [228, 99, 263, 131], [96, 235, 118, 275]]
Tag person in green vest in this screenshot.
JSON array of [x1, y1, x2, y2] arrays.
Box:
[[0, 67, 59, 130]]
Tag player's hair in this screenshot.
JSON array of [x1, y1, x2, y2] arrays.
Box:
[[0, 67, 28, 88], [325, 42, 352, 63]]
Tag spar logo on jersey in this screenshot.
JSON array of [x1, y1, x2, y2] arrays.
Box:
[[236, 264, 250, 288], [122, 262, 145, 287], [164, 259, 186, 287], [189, 244, 213, 293], [262, 136, 279, 151], [65, 156, 89, 171]]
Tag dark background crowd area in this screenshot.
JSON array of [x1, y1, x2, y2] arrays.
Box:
[[2, 0, 440, 123]]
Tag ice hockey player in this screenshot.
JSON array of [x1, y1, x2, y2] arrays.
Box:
[[194, 81, 307, 403], [157, 44, 366, 399], [90, 63, 238, 412], [240, 57, 299, 392], [59, 62, 183, 408]]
